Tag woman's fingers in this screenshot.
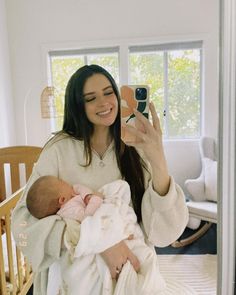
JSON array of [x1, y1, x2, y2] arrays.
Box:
[[133, 108, 153, 133], [133, 104, 162, 137], [149, 102, 162, 133], [101, 240, 140, 279], [128, 251, 140, 272], [111, 266, 120, 279], [122, 122, 148, 143]]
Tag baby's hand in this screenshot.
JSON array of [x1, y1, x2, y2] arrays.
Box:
[[84, 192, 104, 205]]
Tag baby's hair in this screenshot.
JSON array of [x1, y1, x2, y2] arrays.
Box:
[[26, 175, 61, 219]]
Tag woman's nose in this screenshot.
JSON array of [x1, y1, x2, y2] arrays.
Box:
[[97, 94, 108, 105]]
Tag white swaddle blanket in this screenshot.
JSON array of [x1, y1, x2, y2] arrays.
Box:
[[47, 180, 166, 295]]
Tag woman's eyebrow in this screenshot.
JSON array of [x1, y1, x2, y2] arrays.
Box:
[[83, 91, 95, 97], [83, 86, 113, 97], [103, 86, 113, 91]]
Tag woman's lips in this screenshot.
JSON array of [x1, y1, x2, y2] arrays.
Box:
[[96, 108, 112, 116]]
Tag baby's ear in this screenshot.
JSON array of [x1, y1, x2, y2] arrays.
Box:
[[58, 196, 66, 205]]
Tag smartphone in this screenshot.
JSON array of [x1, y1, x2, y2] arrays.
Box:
[[120, 85, 149, 142]]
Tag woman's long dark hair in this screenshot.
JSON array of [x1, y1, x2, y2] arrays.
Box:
[[61, 65, 148, 222]]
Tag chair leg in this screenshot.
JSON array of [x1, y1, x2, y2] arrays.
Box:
[[171, 222, 213, 248]]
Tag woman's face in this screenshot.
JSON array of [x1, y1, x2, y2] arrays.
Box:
[[83, 74, 118, 128]]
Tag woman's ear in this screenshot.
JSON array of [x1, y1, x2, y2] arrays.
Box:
[[58, 196, 66, 205]]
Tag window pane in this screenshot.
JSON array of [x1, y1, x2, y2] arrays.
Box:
[[51, 56, 85, 130], [168, 50, 201, 138], [50, 53, 119, 131], [129, 52, 164, 130], [87, 53, 119, 84]]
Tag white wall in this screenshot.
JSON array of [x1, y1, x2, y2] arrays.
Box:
[[5, 0, 219, 189], [0, 0, 15, 147]]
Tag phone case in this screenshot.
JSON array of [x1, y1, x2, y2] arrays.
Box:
[[120, 85, 149, 142]]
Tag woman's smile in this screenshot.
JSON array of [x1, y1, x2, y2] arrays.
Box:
[[83, 74, 118, 127], [96, 108, 112, 116]]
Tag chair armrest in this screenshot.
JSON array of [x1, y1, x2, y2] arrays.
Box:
[[187, 201, 217, 223]]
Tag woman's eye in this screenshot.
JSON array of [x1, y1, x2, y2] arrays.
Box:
[[85, 97, 96, 102], [104, 91, 114, 96]]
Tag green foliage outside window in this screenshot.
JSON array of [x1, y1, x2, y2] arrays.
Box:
[[168, 50, 200, 138], [51, 54, 119, 130], [51, 57, 85, 130], [129, 49, 200, 138], [87, 54, 119, 83], [50, 48, 201, 138]]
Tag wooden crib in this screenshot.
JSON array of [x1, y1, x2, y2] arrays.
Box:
[[0, 188, 33, 295]]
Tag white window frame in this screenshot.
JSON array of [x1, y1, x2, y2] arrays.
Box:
[[128, 41, 203, 139], [41, 34, 214, 141]]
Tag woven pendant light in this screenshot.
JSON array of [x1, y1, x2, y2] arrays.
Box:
[[40, 86, 57, 118]]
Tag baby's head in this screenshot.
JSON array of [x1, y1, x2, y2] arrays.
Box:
[[26, 175, 74, 219]]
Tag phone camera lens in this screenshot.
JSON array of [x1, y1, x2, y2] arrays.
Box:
[[135, 88, 147, 100]]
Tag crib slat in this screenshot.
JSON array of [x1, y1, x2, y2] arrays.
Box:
[[5, 213, 17, 294], [18, 275, 34, 295], [24, 256, 30, 280], [0, 164, 6, 201], [0, 223, 7, 295], [0, 188, 34, 294], [10, 163, 20, 194], [25, 163, 34, 182], [16, 247, 24, 291], [0, 189, 24, 294]]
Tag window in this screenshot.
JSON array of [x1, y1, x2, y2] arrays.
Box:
[[49, 48, 119, 130], [49, 41, 202, 138], [129, 42, 202, 139]]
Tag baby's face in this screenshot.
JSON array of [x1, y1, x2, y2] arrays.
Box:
[[58, 179, 74, 204]]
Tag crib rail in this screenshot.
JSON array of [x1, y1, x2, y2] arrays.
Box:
[[0, 188, 33, 295]]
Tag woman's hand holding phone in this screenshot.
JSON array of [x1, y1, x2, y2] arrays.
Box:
[[120, 85, 161, 158], [121, 98, 171, 196], [121, 101, 162, 156]]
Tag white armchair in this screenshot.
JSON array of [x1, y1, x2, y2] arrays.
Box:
[[172, 137, 217, 247]]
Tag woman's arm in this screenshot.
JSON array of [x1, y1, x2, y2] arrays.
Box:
[[141, 176, 189, 247], [11, 144, 66, 272], [122, 102, 189, 246], [122, 102, 170, 195]]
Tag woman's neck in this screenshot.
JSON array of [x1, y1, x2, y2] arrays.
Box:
[[91, 128, 112, 156]]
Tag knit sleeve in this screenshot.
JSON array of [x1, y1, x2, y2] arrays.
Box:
[[11, 143, 66, 272], [141, 175, 189, 247], [140, 156, 189, 247]]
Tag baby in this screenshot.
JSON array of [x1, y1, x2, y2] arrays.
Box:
[[27, 177, 166, 295], [26, 175, 104, 221]]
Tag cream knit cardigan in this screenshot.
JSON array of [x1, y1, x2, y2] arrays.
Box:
[[12, 136, 188, 295]]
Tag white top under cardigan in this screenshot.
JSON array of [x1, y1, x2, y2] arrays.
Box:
[[12, 135, 189, 295]]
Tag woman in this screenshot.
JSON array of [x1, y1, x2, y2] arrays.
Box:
[[12, 65, 188, 295]]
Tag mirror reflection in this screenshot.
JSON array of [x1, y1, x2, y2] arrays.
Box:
[[0, 0, 219, 294]]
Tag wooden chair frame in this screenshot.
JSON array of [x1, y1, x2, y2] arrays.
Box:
[[0, 146, 42, 201], [0, 188, 33, 295], [0, 145, 42, 294]]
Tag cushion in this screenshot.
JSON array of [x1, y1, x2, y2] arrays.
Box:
[[203, 157, 217, 202]]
